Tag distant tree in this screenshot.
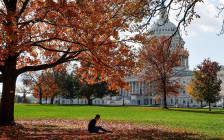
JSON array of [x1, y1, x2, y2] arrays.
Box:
[[60, 73, 80, 104], [138, 36, 187, 109], [78, 82, 117, 105], [24, 72, 46, 104], [33, 68, 65, 104], [187, 80, 204, 108], [14, 95, 30, 103], [192, 58, 222, 111], [15, 95, 23, 103], [16, 77, 33, 103]]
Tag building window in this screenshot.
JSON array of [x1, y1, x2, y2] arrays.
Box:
[[133, 81, 135, 94], [144, 99, 149, 105], [102, 100, 104, 104], [183, 100, 186, 104], [183, 81, 185, 84], [136, 82, 139, 94], [175, 99, 178, 104], [171, 99, 173, 104], [95, 100, 96, 104], [165, 29, 167, 31], [183, 90, 186, 94], [150, 99, 153, 104], [191, 99, 193, 104], [137, 100, 141, 105]]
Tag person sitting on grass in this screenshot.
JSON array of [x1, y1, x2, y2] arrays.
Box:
[[88, 114, 113, 133]]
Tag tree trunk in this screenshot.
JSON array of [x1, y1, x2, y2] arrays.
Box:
[[50, 97, 54, 104], [209, 102, 211, 111], [23, 93, 26, 103], [163, 83, 168, 109], [200, 101, 202, 108], [39, 91, 42, 104], [45, 97, 48, 104], [58, 95, 60, 104], [87, 97, 93, 105], [0, 57, 18, 125]]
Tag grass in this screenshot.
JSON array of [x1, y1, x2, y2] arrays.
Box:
[[14, 104, 224, 138]]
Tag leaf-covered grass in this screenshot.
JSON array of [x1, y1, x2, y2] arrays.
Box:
[[14, 104, 224, 138], [0, 119, 207, 139]]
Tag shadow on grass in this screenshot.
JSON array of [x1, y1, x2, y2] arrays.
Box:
[[0, 119, 212, 139]]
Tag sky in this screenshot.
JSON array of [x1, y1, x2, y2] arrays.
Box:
[[171, 0, 224, 70]]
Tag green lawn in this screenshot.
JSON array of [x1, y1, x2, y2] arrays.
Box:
[[14, 104, 224, 138]]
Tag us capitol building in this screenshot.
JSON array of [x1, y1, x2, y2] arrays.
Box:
[[53, 4, 224, 107]]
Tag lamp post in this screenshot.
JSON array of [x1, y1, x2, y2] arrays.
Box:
[[186, 96, 189, 108], [223, 96, 224, 108]]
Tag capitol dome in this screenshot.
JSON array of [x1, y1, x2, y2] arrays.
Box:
[[149, 3, 180, 37], [149, 3, 189, 69]]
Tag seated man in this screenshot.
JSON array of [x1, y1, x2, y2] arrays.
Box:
[[88, 114, 112, 133]]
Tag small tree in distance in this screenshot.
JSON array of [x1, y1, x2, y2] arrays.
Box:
[[138, 36, 188, 109], [189, 58, 222, 111], [187, 81, 204, 108]]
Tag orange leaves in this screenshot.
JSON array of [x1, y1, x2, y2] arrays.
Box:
[[33, 70, 60, 99], [0, 119, 207, 139], [1, 0, 147, 92], [138, 36, 185, 96]]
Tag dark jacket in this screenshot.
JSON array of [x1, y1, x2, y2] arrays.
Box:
[[88, 119, 96, 131]]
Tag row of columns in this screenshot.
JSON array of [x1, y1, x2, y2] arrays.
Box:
[[120, 81, 145, 96], [180, 56, 189, 68]]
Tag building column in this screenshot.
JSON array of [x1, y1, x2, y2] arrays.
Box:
[[130, 81, 133, 94], [138, 82, 141, 94], [186, 57, 189, 67]]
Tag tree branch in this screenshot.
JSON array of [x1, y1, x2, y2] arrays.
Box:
[[17, 50, 82, 75], [31, 43, 87, 53], [3, 0, 10, 12], [18, 0, 29, 16]]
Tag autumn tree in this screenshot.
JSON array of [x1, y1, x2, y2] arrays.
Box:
[[23, 72, 48, 104], [190, 58, 222, 111], [0, 0, 202, 125], [34, 73, 59, 104], [138, 36, 188, 109], [187, 76, 204, 108], [32, 67, 66, 104], [59, 73, 79, 104], [78, 81, 118, 105]]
